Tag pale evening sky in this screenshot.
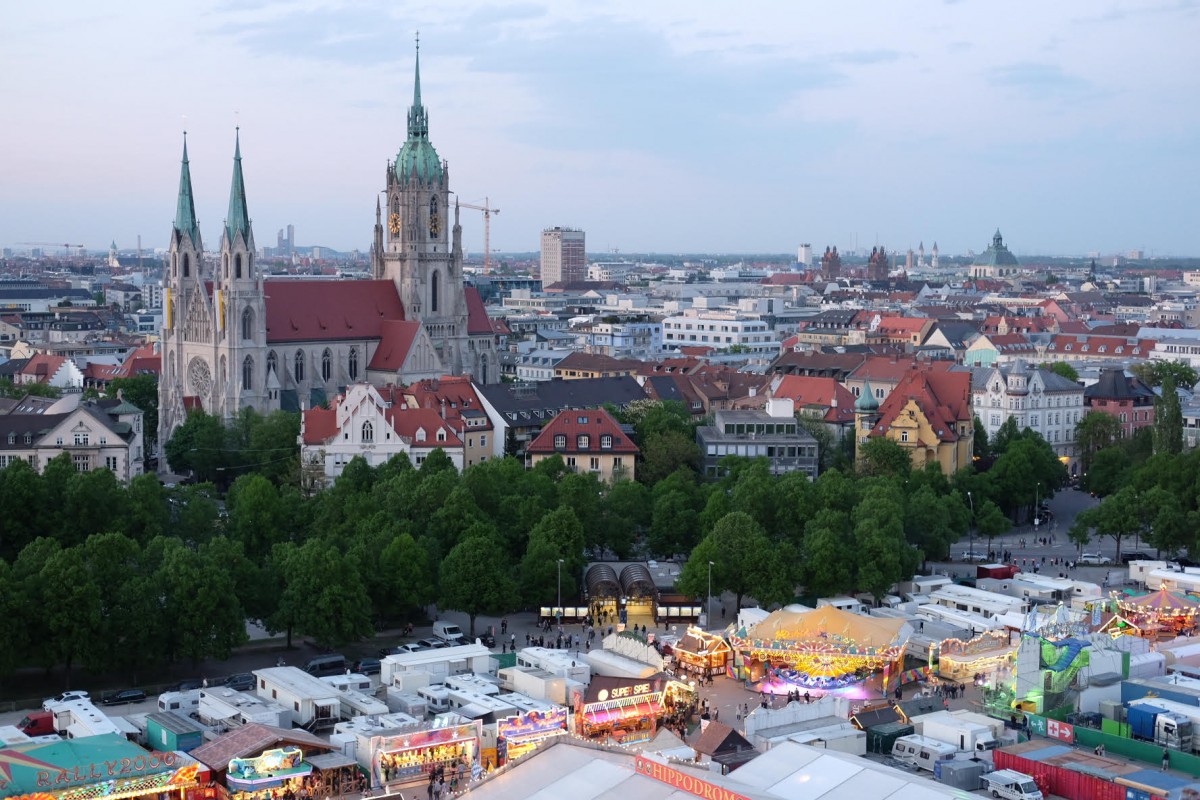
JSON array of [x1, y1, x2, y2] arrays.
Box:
[[1, 1, 1197, 258]]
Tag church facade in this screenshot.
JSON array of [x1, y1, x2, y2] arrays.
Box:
[[158, 47, 498, 450]]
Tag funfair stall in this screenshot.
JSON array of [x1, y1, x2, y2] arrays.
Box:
[[670, 627, 731, 679], [728, 606, 911, 697], [494, 708, 567, 766], [571, 676, 694, 746], [0, 733, 209, 800], [189, 723, 346, 800], [366, 721, 482, 790], [1115, 588, 1200, 639]]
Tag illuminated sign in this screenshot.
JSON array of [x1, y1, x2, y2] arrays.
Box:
[[30, 751, 181, 789], [634, 757, 752, 800], [599, 683, 652, 702]]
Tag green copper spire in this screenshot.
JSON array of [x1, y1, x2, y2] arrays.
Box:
[[174, 134, 200, 244], [225, 128, 251, 243], [395, 36, 442, 184]]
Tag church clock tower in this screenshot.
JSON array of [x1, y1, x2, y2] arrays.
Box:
[[371, 41, 469, 374]]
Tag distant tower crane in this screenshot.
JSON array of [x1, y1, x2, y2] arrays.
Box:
[[453, 196, 499, 274], [17, 241, 86, 253]]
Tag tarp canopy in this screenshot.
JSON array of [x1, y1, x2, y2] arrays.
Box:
[[1118, 588, 1200, 616], [747, 606, 909, 649]]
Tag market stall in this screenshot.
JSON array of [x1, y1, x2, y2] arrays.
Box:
[[727, 606, 911, 695], [368, 722, 481, 789], [494, 708, 567, 766], [190, 723, 340, 800], [571, 676, 694, 746], [670, 627, 731, 679], [0, 733, 209, 800]]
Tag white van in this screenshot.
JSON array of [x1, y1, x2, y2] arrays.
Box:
[[983, 769, 1043, 800], [433, 621, 465, 645], [891, 734, 959, 772]]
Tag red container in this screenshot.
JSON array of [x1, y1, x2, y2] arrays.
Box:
[[994, 749, 1127, 800], [978, 563, 1019, 580]]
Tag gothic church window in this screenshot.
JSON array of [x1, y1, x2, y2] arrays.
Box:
[[267, 350, 277, 376], [322, 349, 332, 383], [235, 254, 243, 280], [242, 356, 253, 391], [241, 307, 253, 341], [431, 270, 440, 313], [294, 351, 305, 383], [362, 421, 374, 443], [183, 254, 190, 277], [348, 347, 359, 381]]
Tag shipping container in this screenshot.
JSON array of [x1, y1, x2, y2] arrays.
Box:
[[994, 745, 1133, 800]]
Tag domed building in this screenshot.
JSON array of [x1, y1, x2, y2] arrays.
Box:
[[969, 229, 1020, 279]]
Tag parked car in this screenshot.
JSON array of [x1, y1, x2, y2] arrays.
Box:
[[1079, 553, 1110, 565], [353, 658, 382, 676], [43, 690, 90, 708], [1120, 551, 1155, 564], [397, 643, 426, 653], [166, 679, 204, 692], [377, 646, 404, 658], [224, 673, 256, 691], [959, 550, 988, 562], [416, 638, 446, 649], [480, 631, 496, 648], [101, 689, 147, 706]]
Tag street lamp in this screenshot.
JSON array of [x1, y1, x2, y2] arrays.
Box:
[[1034, 483, 1041, 530], [707, 561, 714, 628], [967, 490, 975, 561]]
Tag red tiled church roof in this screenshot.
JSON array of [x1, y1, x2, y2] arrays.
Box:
[[366, 320, 422, 371], [264, 280, 404, 343]]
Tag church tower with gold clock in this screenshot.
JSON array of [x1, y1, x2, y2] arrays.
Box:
[[371, 41, 472, 376]]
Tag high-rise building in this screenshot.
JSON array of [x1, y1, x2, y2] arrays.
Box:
[[797, 243, 812, 266], [540, 227, 586, 288]]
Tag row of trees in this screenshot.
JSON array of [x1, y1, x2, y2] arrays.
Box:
[[0, 394, 1068, 678]]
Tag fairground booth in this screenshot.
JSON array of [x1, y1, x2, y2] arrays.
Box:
[[932, 629, 1017, 682], [0, 733, 209, 800], [364, 721, 482, 790], [1115, 588, 1200, 640], [571, 676, 695, 746], [727, 606, 911, 697], [494, 708, 568, 766], [669, 626, 732, 679], [189, 723, 354, 800]]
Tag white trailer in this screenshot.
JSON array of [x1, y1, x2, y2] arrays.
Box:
[[46, 700, 123, 739], [498, 666, 571, 705], [252, 666, 342, 730], [381, 642, 494, 686], [515, 647, 591, 684], [198, 686, 288, 728], [911, 710, 997, 752]]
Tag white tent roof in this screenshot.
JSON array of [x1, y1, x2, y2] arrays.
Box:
[[465, 739, 971, 800]]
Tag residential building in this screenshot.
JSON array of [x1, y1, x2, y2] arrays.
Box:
[[299, 383, 464, 490], [574, 318, 662, 358], [963, 333, 1037, 367], [661, 310, 776, 356], [1043, 333, 1155, 364], [552, 352, 639, 380], [540, 227, 586, 288], [769, 374, 857, 442], [0, 397, 145, 482], [402, 375, 494, 469], [1083, 367, 1156, 437], [696, 398, 819, 479], [1141, 328, 1200, 376], [843, 355, 953, 406], [515, 348, 574, 382], [971, 361, 1084, 467], [475, 376, 647, 458], [855, 367, 974, 475], [13, 353, 84, 390], [525, 407, 637, 482]]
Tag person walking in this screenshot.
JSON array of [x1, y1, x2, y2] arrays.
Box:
[[1162, 748, 1170, 771]]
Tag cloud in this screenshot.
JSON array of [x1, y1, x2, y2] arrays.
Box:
[[987, 62, 1092, 96]]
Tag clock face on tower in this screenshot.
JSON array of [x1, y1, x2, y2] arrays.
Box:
[[388, 212, 401, 236]]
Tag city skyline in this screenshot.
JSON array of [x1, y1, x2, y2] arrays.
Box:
[[2, 1, 1197, 258]]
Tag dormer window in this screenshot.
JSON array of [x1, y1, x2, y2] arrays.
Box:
[[416, 428, 427, 442], [437, 429, 447, 442], [600, 434, 613, 449], [554, 434, 567, 449], [6, 432, 14, 445], [1098, 345, 1106, 353], [578, 434, 590, 450]]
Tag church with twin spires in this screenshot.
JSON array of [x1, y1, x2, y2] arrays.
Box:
[[158, 46, 499, 449]]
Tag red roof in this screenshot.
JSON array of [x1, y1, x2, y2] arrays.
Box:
[[527, 407, 639, 455], [405, 376, 488, 423], [302, 405, 338, 444], [20, 353, 66, 381], [771, 376, 856, 424], [678, 345, 717, 357], [366, 320, 422, 371], [464, 286, 493, 336], [264, 280, 404, 343], [871, 367, 972, 443], [849, 354, 948, 384], [1045, 334, 1153, 357], [389, 407, 463, 448]]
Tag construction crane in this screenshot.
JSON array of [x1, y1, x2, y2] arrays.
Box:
[[454, 196, 499, 274], [17, 241, 86, 254]]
